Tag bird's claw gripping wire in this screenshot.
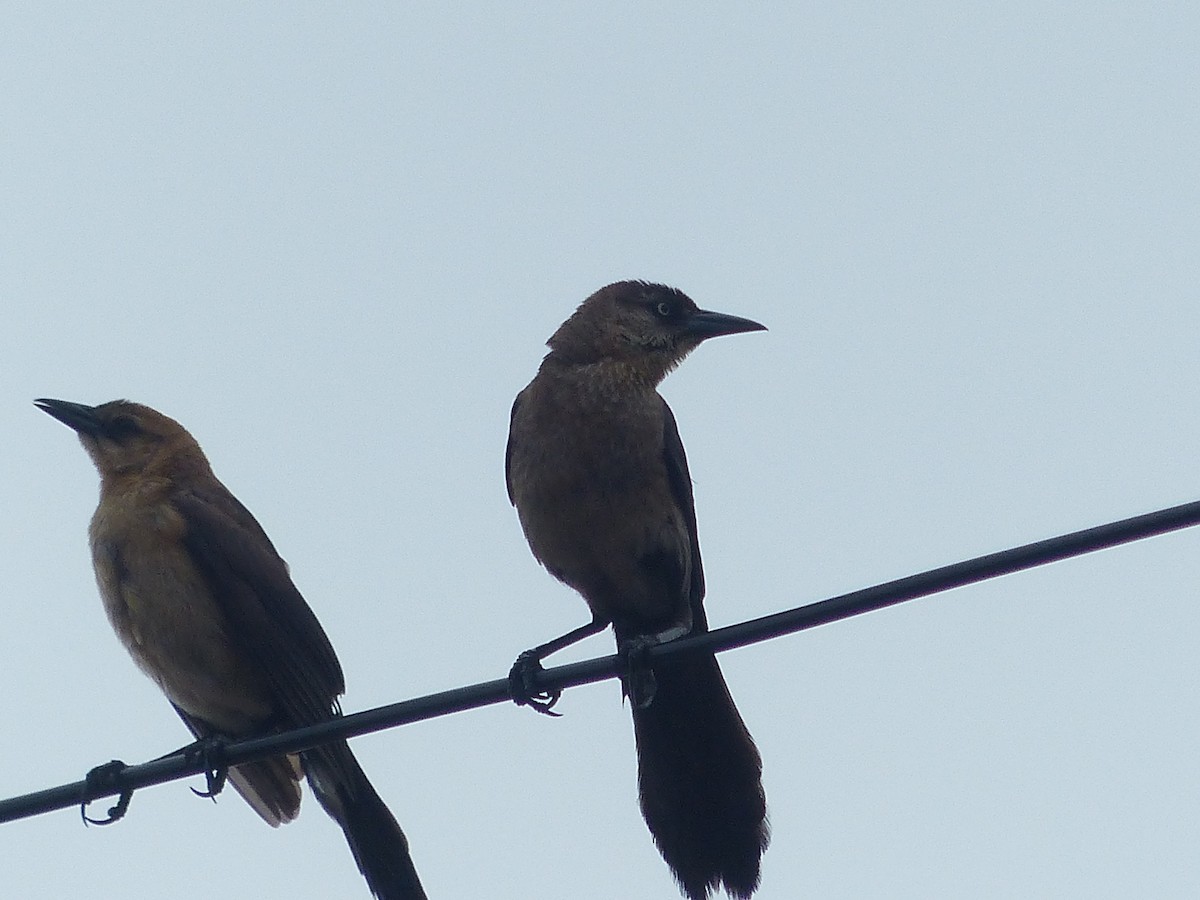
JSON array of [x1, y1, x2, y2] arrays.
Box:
[[619, 636, 659, 710], [508, 650, 563, 716], [185, 736, 229, 800], [80, 759, 133, 826]]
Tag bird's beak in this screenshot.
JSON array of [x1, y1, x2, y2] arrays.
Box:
[[35, 398, 103, 436], [686, 309, 768, 340]]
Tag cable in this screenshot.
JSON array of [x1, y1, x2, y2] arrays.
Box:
[[3, 496, 1199, 826]]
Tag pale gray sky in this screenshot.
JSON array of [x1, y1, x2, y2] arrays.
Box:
[[4, 5, 1200, 899]]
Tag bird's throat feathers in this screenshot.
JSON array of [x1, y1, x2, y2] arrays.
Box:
[[541, 350, 686, 396], [87, 431, 214, 494]]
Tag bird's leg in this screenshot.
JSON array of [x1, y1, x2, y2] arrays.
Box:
[[509, 616, 608, 716], [183, 735, 229, 800], [508, 648, 564, 716], [80, 759, 133, 826], [619, 636, 659, 710], [619, 622, 689, 711]]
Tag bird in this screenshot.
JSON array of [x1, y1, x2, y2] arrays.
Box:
[[36, 398, 427, 900], [504, 280, 770, 899]]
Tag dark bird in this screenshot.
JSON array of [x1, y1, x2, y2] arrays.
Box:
[[36, 398, 426, 900], [505, 281, 770, 899]]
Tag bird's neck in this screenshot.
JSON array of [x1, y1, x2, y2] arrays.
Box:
[[97, 445, 214, 497], [544, 352, 679, 393]]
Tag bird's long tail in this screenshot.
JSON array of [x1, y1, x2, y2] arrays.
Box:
[[631, 650, 769, 900], [302, 741, 427, 900]]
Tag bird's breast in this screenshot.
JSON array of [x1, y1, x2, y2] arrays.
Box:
[[509, 375, 689, 623], [88, 491, 273, 731]]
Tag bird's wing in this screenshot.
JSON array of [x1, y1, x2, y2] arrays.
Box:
[[660, 397, 707, 630], [504, 393, 522, 506], [174, 482, 346, 725]]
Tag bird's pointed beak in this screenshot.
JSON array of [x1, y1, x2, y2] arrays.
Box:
[[686, 309, 768, 340], [35, 398, 103, 436]]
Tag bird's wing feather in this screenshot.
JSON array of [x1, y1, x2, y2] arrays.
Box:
[[660, 397, 707, 630], [504, 393, 523, 506], [174, 483, 345, 724]]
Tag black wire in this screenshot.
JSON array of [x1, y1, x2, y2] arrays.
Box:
[[3, 496, 1199, 826]]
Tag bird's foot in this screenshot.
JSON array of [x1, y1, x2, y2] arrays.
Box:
[[80, 759, 133, 826], [508, 650, 563, 717], [619, 636, 659, 710], [184, 736, 229, 800]]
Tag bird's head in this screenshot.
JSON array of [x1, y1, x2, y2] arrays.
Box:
[[546, 281, 765, 381], [35, 398, 209, 482]]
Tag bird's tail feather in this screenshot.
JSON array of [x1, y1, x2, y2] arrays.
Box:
[[302, 741, 427, 900], [632, 651, 769, 900], [226, 754, 304, 826]]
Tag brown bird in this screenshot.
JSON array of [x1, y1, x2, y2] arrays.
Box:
[[36, 398, 426, 900], [505, 281, 769, 899]]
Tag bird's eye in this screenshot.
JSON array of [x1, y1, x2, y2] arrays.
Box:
[[108, 415, 139, 438], [655, 300, 673, 318]]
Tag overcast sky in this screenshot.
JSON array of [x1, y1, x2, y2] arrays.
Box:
[[4, 5, 1200, 899]]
